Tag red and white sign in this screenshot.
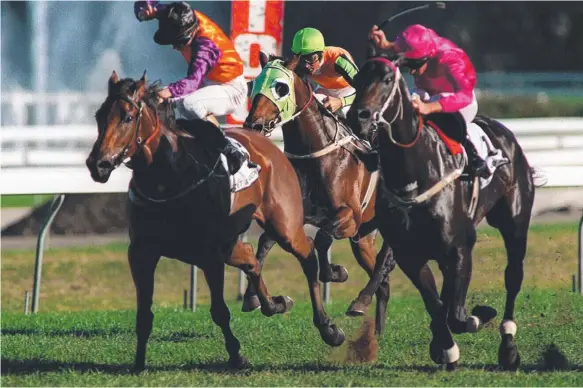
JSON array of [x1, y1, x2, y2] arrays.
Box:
[[228, 0, 285, 125]]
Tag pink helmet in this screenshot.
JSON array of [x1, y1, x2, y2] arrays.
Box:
[[395, 24, 438, 60]]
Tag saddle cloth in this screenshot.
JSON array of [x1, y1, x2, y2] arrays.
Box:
[[221, 137, 261, 193]]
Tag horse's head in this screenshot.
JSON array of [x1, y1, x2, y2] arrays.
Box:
[[86, 71, 161, 183], [244, 52, 306, 134], [347, 55, 405, 140]]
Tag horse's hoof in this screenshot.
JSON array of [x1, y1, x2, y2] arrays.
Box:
[[471, 305, 497, 325], [273, 295, 294, 314], [446, 361, 459, 371], [229, 355, 251, 370], [499, 336, 520, 371], [242, 295, 261, 313], [319, 264, 349, 283], [320, 324, 346, 347], [430, 341, 459, 365], [345, 300, 367, 317]]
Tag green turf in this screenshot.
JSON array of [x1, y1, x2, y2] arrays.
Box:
[[2, 222, 581, 385], [2, 290, 582, 386], [1, 195, 53, 208]]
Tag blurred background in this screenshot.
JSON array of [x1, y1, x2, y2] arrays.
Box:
[[1, 0, 582, 241]]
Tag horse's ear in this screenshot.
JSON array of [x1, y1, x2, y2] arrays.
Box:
[[135, 70, 147, 98], [392, 53, 405, 68], [108, 71, 119, 94], [259, 51, 269, 69], [287, 55, 299, 71]]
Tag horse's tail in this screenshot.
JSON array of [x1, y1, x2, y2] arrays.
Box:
[[474, 114, 547, 188], [530, 166, 548, 188]]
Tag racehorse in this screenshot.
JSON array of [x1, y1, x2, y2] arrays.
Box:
[[346, 53, 538, 370], [243, 53, 395, 335], [86, 71, 346, 371]]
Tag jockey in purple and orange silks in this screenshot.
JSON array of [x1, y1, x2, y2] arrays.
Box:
[[134, 1, 257, 174], [369, 24, 490, 178]]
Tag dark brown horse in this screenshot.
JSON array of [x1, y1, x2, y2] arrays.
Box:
[[347, 54, 539, 370], [86, 71, 346, 371], [243, 53, 395, 335]]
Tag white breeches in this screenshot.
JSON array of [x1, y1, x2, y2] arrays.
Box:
[[314, 85, 355, 115], [174, 75, 248, 120]]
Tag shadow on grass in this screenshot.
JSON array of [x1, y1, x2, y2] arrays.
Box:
[[3, 358, 582, 376]]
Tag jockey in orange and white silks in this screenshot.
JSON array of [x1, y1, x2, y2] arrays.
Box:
[[291, 28, 359, 117], [134, 1, 256, 173], [369, 24, 490, 178]]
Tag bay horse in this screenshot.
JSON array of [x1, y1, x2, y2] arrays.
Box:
[[347, 54, 538, 370], [86, 71, 346, 371], [243, 53, 395, 335]]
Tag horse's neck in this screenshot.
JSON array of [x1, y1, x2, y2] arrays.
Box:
[[283, 80, 339, 154], [132, 121, 217, 195], [378, 78, 437, 191]]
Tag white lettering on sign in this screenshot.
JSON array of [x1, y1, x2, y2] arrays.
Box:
[[228, 0, 284, 124]]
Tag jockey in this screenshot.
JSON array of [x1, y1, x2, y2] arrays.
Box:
[[369, 24, 490, 179], [291, 28, 359, 118], [134, 0, 257, 174]]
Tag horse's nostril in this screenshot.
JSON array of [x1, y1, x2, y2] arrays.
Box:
[[97, 160, 113, 170], [358, 109, 372, 121], [252, 124, 264, 132]]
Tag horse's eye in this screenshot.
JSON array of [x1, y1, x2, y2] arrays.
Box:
[[274, 82, 290, 99], [384, 77, 392, 85], [123, 115, 133, 123]]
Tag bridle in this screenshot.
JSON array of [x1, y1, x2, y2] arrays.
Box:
[[364, 57, 422, 149], [257, 78, 314, 136], [112, 94, 161, 168]]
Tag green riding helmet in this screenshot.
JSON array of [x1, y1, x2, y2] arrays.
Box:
[[291, 27, 325, 56]]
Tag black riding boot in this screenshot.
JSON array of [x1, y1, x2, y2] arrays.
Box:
[[465, 140, 491, 179], [205, 123, 258, 175]]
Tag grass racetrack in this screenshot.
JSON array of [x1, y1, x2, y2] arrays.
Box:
[[2, 223, 583, 386]]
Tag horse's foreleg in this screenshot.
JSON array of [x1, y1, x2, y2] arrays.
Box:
[[345, 234, 394, 325], [202, 262, 250, 369], [242, 232, 276, 312], [227, 239, 294, 317], [278, 226, 345, 347], [128, 242, 160, 372], [314, 229, 348, 283], [400, 259, 459, 370], [443, 243, 497, 336]]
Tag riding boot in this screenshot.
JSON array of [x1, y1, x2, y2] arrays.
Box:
[[465, 140, 491, 179]]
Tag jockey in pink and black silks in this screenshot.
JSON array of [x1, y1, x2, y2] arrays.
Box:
[[369, 24, 490, 178], [134, 0, 257, 174]]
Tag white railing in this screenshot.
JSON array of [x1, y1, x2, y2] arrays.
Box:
[[3, 117, 582, 186], [1, 92, 106, 126]]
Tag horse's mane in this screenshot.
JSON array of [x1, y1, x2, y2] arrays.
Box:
[[98, 77, 181, 136]]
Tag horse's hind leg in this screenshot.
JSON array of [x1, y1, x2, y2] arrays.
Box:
[[314, 229, 348, 283], [228, 239, 294, 316], [242, 232, 276, 312], [202, 262, 250, 369], [486, 188, 533, 371], [128, 242, 160, 372]]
